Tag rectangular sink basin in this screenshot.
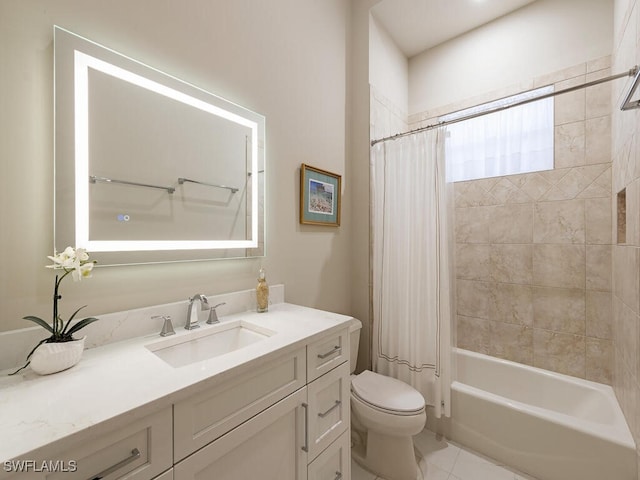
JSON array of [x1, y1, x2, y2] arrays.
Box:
[[146, 320, 274, 368]]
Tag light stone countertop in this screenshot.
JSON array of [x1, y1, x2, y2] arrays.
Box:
[[0, 302, 353, 465]]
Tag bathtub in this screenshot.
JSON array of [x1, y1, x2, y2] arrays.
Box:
[[449, 348, 636, 480]]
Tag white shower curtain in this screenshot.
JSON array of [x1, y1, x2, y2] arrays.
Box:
[[371, 127, 454, 418]]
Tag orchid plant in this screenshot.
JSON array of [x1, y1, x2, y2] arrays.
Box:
[[11, 247, 99, 374]]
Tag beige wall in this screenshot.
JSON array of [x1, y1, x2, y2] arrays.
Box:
[[612, 0, 640, 474], [408, 0, 613, 116], [0, 0, 353, 332], [445, 58, 614, 383]]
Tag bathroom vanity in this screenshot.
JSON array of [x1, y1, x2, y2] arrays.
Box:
[[0, 301, 352, 480]]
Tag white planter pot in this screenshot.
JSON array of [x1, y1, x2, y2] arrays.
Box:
[[30, 337, 85, 375]]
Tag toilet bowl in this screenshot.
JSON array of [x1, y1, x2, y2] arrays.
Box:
[[348, 319, 426, 480]]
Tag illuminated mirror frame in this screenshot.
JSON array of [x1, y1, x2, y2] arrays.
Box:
[[54, 26, 265, 264]]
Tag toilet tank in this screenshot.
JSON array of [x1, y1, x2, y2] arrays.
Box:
[[348, 318, 362, 374]]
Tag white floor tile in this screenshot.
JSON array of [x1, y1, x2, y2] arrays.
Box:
[[351, 458, 377, 480], [418, 459, 450, 480], [413, 429, 461, 473], [514, 472, 539, 480], [450, 449, 517, 480]]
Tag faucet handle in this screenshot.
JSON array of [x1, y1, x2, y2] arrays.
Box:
[[153, 315, 176, 337], [206, 302, 226, 324]]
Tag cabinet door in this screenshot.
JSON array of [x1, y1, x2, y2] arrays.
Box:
[[307, 430, 350, 480], [175, 388, 308, 480], [306, 362, 350, 460]]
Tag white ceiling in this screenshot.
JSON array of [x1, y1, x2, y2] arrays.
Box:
[[371, 0, 538, 58]]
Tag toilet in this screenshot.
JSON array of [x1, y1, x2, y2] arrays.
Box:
[[348, 319, 426, 480]]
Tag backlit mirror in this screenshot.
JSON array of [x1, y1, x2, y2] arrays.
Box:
[[54, 26, 265, 265]]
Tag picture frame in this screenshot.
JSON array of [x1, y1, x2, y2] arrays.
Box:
[[300, 164, 341, 226]]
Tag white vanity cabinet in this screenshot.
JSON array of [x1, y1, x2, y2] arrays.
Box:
[[4, 407, 173, 480], [1, 320, 351, 480], [175, 388, 308, 480], [174, 327, 351, 480], [173, 348, 307, 461]]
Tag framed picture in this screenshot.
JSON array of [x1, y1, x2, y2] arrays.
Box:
[[300, 164, 341, 226]]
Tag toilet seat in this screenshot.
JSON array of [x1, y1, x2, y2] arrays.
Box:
[[351, 370, 425, 416]]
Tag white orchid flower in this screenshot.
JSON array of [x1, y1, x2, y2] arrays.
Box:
[[73, 261, 94, 281], [47, 246, 79, 269], [75, 248, 89, 262]]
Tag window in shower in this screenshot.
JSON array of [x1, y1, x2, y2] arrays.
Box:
[[441, 86, 554, 183]]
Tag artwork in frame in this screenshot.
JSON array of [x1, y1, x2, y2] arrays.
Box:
[[300, 164, 341, 226]]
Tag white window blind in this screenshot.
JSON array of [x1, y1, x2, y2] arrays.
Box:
[[442, 86, 554, 182]]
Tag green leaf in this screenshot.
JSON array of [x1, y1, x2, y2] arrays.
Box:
[[66, 317, 99, 337], [23, 316, 54, 334], [61, 305, 87, 335]]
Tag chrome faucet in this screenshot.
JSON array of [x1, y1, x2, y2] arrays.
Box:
[[185, 294, 209, 330], [206, 302, 226, 324]]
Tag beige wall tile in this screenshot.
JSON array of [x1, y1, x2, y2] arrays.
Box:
[[454, 182, 497, 207], [585, 116, 612, 165], [489, 204, 533, 243], [489, 178, 532, 204], [518, 173, 553, 200], [586, 56, 611, 73], [533, 199, 585, 244], [456, 244, 491, 281], [586, 245, 612, 291], [554, 77, 586, 126], [455, 206, 492, 244], [585, 197, 612, 244], [555, 121, 586, 168], [534, 63, 585, 87], [490, 244, 533, 284], [488, 282, 533, 327], [532, 286, 586, 335], [553, 168, 592, 199], [625, 179, 640, 246], [456, 280, 491, 319], [586, 337, 613, 384], [586, 69, 612, 119], [456, 315, 490, 354], [533, 329, 586, 378], [488, 321, 533, 366], [613, 245, 640, 313], [586, 290, 612, 339], [620, 299, 638, 380], [533, 244, 586, 288]]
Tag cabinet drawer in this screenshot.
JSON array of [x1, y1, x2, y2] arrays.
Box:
[[18, 407, 173, 480], [306, 361, 350, 460], [174, 348, 306, 461], [307, 430, 350, 480], [307, 328, 349, 382], [175, 388, 307, 480]]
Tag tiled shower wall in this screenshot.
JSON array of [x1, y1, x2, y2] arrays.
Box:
[[612, 0, 640, 469], [410, 57, 614, 383]]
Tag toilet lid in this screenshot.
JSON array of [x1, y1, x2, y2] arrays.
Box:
[[351, 370, 425, 414]]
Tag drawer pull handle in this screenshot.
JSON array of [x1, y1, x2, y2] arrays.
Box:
[[317, 345, 341, 359], [301, 403, 309, 452], [334, 472, 342, 480], [89, 448, 141, 480], [318, 400, 341, 418]]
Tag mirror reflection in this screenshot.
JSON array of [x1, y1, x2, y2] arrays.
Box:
[[54, 27, 265, 265]]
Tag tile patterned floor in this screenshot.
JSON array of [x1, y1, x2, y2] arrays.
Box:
[[351, 429, 539, 480]]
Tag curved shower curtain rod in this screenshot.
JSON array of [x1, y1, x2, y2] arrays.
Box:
[[371, 65, 640, 147]]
